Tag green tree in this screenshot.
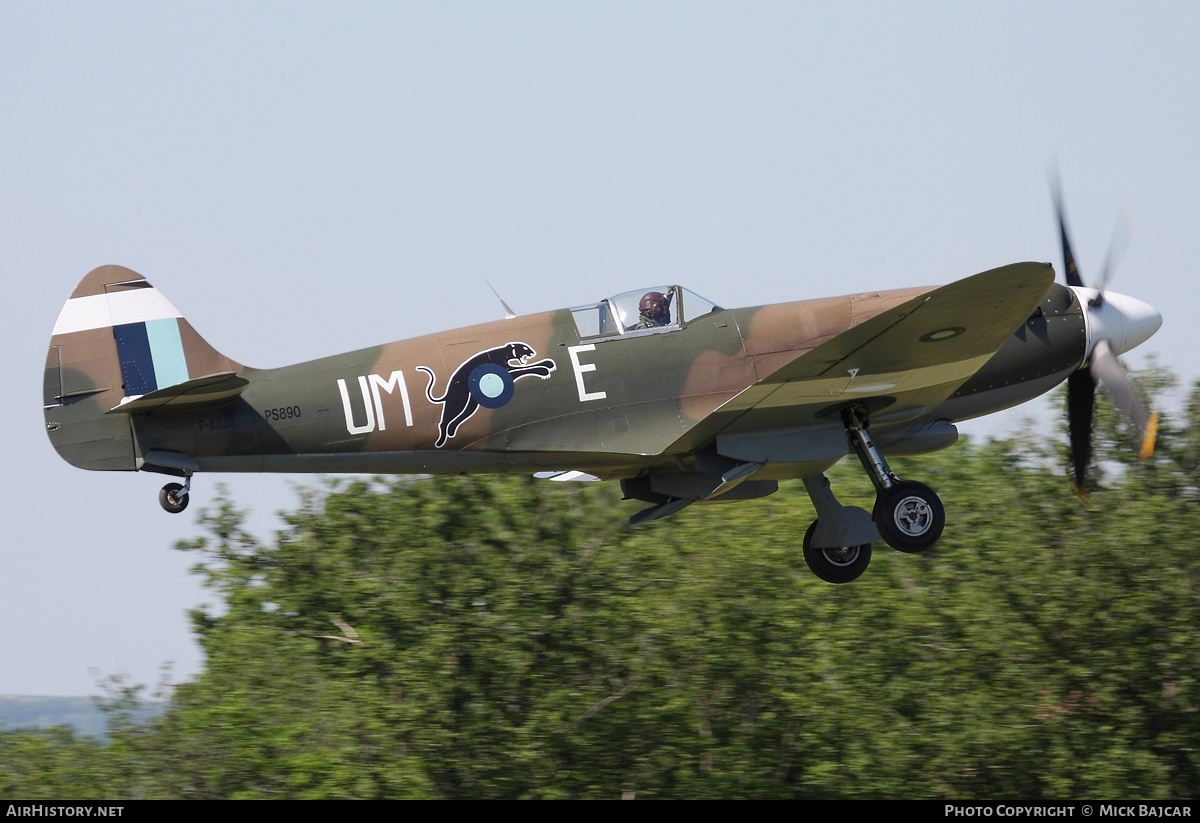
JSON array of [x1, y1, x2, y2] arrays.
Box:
[[0, 727, 108, 799]]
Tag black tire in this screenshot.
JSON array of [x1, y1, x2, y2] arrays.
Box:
[[873, 481, 944, 553], [159, 483, 189, 514], [802, 520, 871, 584]]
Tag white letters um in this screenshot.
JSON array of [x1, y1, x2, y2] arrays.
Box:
[[338, 371, 414, 435]]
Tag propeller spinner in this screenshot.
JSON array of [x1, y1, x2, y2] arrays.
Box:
[[1052, 176, 1162, 492]]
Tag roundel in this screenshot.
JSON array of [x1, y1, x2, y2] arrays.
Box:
[[468, 363, 515, 409]]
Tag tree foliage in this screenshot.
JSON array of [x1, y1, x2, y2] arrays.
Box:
[[7, 377, 1200, 798]]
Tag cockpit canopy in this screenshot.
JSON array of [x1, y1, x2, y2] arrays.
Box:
[[570, 286, 722, 339]]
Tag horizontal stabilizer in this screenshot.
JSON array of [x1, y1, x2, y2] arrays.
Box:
[[106, 371, 249, 415]]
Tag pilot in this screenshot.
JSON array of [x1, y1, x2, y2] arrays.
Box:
[[633, 291, 672, 328]]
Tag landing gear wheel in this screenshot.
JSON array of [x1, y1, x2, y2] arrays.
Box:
[[159, 483, 189, 514], [802, 521, 872, 584], [873, 481, 944, 553]]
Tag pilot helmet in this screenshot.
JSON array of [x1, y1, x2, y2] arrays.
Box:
[[639, 291, 670, 325]]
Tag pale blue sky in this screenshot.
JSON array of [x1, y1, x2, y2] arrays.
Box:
[[3, 2, 1196, 696]]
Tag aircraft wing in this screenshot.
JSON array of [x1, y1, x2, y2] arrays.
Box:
[[719, 262, 1056, 429]]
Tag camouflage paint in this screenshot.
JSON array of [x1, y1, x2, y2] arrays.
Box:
[[46, 262, 1064, 491]]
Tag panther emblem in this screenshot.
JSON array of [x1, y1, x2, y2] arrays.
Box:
[[417, 342, 556, 448]]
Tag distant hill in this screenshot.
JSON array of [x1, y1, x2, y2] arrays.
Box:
[[0, 696, 108, 740]]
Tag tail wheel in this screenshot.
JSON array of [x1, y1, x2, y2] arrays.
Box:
[[159, 483, 189, 514], [802, 520, 871, 584], [873, 481, 944, 553]]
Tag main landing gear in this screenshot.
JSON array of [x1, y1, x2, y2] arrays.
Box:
[[842, 405, 945, 553], [800, 406, 945, 583], [874, 480, 944, 553], [158, 474, 191, 514]]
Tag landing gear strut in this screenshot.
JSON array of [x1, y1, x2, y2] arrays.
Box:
[[159, 475, 191, 514], [842, 406, 944, 553]]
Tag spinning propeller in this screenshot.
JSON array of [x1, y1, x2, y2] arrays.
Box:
[[1051, 171, 1162, 492]]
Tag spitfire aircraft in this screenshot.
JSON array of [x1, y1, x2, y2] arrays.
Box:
[[44, 198, 1161, 584]]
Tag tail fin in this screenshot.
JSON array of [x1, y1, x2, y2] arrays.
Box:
[[44, 265, 242, 471]]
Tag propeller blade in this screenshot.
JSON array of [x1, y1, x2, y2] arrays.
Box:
[[1092, 198, 1137, 305], [1050, 167, 1086, 288], [1067, 366, 1096, 490], [1088, 339, 1157, 458]]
